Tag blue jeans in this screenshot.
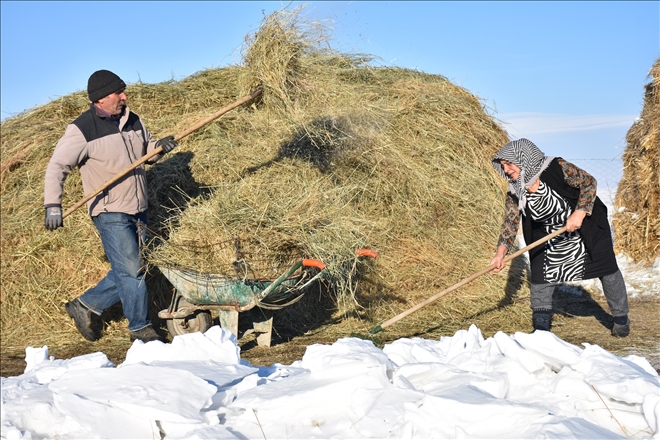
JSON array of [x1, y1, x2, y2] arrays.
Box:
[[79, 212, 150, 331]]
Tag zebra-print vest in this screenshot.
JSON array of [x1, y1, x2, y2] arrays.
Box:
[[522, 158, 611, 265]]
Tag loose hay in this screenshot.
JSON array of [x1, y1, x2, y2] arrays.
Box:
[[613, 57, 660, 264], [1, 7, 519, 348]]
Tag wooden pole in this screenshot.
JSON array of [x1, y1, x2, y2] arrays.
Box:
[[62, 88, 262, 219], [369, 226, 569, 334]]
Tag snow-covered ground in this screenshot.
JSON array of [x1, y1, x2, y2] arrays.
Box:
[[2, 322, 659, 439]]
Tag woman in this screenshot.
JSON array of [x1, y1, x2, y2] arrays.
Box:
[[489, 138, 630, 336]]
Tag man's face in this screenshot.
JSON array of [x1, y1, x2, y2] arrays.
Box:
[[96, 88, 127, 115]]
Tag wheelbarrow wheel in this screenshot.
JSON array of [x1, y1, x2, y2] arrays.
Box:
[[166, 310, 213, 337]]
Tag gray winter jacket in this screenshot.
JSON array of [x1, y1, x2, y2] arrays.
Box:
[[44, 104, 163, 216]]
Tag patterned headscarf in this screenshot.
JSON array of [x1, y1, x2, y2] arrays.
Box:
[[492, 138, 555, 210]]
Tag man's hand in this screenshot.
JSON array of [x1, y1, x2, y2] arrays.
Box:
[[45, 206, 63, 231], [156, 135, 178, 154]]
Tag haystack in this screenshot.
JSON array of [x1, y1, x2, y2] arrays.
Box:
[[1, 7, 514, 347], [613, 57, 660, 264]]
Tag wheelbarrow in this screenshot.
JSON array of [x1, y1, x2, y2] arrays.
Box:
[[157, 249, 378, 346]]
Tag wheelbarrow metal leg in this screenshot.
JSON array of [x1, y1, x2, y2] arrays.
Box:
[[218, 310, 239, 338], [251, 307, 273, 347]]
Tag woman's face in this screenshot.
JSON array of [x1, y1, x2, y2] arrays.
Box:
[[500, 160, 520, 180]]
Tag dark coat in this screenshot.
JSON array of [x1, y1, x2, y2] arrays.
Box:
[[522, 158, 618, 283]]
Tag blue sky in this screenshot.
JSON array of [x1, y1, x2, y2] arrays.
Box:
[[1, 1, 658, 168]]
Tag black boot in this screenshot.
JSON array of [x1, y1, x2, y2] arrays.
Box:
[[532, 309, 552, 332], [611, 315, 630, 337], [65, 298, 101, 341], [130, 325, 167, 343]]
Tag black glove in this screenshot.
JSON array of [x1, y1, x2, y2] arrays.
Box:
[[156, 135, 178, 154], [44, 206, 63, 231]]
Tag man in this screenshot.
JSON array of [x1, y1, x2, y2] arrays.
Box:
[[44, 69, 178, 343]]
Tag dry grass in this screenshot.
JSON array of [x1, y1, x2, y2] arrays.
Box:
[[613, 57, 660, 264]]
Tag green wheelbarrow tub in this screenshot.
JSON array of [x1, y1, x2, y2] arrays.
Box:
[[158, 266, 303, 311], [156, 252, 376, 345], [157, 260, 328, 347]]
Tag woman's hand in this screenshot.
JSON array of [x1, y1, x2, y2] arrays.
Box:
[[566, 210, 587, 232], [489, 245, 509, 274]]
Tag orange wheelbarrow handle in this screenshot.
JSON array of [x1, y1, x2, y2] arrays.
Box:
[[302, 259, 327, 270], [355, 248, 379, 259]]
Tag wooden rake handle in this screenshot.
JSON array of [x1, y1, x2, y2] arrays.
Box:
[[62, 88, 262, 219], [369, 226, 569, 335]]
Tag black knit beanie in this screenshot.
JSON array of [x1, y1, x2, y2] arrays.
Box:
[[87, 70, 126, 102]]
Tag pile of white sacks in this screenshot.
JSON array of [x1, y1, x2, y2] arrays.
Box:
[[2, 324, 659, 439]]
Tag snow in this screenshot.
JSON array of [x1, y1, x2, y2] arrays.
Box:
[[2, 323, 659, 439]]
